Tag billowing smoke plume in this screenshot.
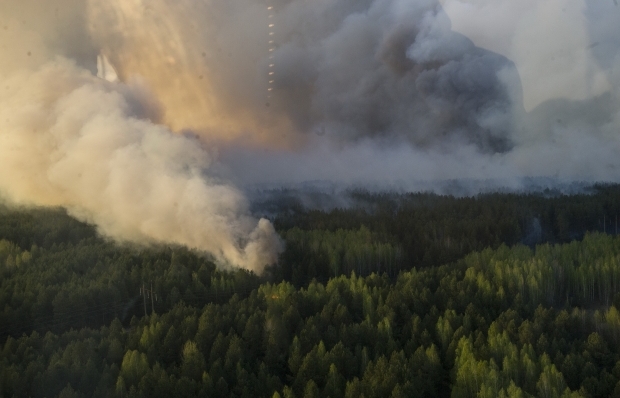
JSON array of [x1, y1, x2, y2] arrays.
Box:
[[0, 0, 281, 273], [217, 0, 620, 186], [87, 0, 519, 152], [436, 0, 620, 181], [1, 0, 620, 266], [83, 0, 620, 185]]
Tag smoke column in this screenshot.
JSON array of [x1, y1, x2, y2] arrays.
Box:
[[0, 0, 281, 273]]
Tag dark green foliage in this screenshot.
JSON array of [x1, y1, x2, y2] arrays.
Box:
[[0, 208, 261, 341], [273, 184, 620, 283], [3, 186, 620, 397], [0, 205, 96, 250], [3, 232, 620, 396]]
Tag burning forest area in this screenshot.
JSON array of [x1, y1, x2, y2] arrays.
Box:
[[2, 0, 620, 397]]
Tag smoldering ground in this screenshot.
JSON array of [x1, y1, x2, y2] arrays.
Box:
[[1, 0, 620, 271]]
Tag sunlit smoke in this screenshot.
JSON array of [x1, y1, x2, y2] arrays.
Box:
[[0, 0, 282, 273], [88, 0, 298, 148]]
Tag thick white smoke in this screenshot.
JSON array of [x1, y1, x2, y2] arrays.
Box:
[[0, 0, 281, 273]]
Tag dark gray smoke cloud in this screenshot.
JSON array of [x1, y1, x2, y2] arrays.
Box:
[[265, 0, 520, 152], [221, 0, 620, 187], [81, 0, 523, 153]]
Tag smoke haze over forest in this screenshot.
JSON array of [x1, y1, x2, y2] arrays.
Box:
[[1, 0, 620, 270]]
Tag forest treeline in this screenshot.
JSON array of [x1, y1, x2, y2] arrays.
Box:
[[2, 185, 620, 397], [4, 233, 620, 397], [271, 184, 620, 284]]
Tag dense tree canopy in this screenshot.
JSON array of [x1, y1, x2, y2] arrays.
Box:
[[4, 233, 620, 397], [271, 184, 620, 284], [0, 206, 261, 341], [2, 185, 620, 397]]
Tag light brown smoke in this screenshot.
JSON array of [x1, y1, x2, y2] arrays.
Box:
[[88, 0, 300, 149], [0, 0, 282, 273]]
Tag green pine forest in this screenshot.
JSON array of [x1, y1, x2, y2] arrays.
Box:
[[2, 184, 620, 397]]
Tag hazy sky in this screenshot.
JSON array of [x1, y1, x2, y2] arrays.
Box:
[[440, 0, 615, 110]]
